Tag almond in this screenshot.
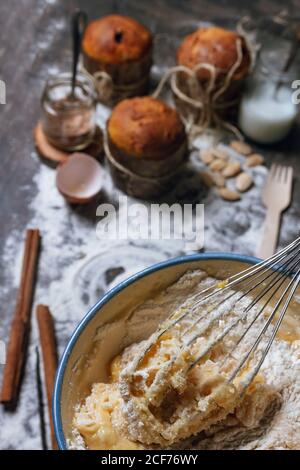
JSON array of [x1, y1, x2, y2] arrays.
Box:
[[200, 149, 214, 165], [210, 159, 227, 172], [245, 153, 264, 167], [222, 161, 241, 178], [236, 172, 253, 192], [212, 172, 226, 187], [211, 147, 229, 160], [230, 140, 252, 155], [218, 187, 241, 201]]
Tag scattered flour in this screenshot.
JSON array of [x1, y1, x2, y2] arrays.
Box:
[[72, 270, 300, 450], [0, 87, 299, 450]]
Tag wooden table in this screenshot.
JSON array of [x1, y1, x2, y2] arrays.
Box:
[[0, 0, 299, 450]]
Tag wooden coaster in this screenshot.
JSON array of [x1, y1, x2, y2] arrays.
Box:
[[33, 122, 104, 166]]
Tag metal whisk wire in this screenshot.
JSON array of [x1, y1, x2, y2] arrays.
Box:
[[135, 237, 300, 394], [147, 238, 300, 347], [234, 277, 300, 387]]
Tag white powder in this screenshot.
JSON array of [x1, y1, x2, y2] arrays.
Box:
[[243, 341, 300, 450], [73, 270, 300, 450], [0, 91, 299, 448]]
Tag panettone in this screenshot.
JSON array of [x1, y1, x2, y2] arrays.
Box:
[[106, 97, 188, 198], [175, 27, 251, 123], [177, 27, 251, 82], [83, 15, 153, 104]]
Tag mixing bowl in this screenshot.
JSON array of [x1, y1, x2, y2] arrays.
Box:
[[53, 252, 260, 449]]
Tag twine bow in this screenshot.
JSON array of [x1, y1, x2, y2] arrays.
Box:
[[152, 38, 246, 140], [81, 67, 150, 105]]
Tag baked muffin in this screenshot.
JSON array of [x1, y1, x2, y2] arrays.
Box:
[[83, 15, 153, 105], [177, 27, 251, 82], [106, 96, 188, 198], [175, 27, 251, 121]]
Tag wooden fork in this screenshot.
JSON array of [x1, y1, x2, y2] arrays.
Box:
[[256, 164, 293, 259]]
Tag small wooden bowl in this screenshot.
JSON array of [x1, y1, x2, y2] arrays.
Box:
[[56, 153, 103, 204]]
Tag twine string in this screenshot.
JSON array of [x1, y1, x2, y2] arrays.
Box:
[[212, 39, 243, 102], [81, 22, 256, 140], [82, 67, 149, 103], [103, 134, 185, 186], [152, 34, 253, 140]]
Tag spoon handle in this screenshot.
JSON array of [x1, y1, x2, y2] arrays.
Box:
[[71, 10, 87, 95]]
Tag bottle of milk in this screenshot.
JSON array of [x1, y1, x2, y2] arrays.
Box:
[[238, 79, 298, 144], [238, 17, 299, 144]]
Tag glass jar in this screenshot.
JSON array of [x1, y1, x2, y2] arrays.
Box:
[[41, 72, 97, 151]]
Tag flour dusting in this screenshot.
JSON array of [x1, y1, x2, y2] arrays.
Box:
[[72, 270, 300, 450], [0, 94, 299, 449]]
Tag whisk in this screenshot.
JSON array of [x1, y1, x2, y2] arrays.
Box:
[[132, 236, 300, 396], [120, 237, 300, 446]]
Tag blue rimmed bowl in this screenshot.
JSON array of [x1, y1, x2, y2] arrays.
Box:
[[53, 252, 260, 450]]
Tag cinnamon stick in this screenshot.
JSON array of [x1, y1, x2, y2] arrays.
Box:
[[36, 305, 58, 450], [35, 347, 48, 450], [1, 229, 40, 406]]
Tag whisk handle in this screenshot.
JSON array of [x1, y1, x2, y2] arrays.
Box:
[[256, 208, 281, 259]]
